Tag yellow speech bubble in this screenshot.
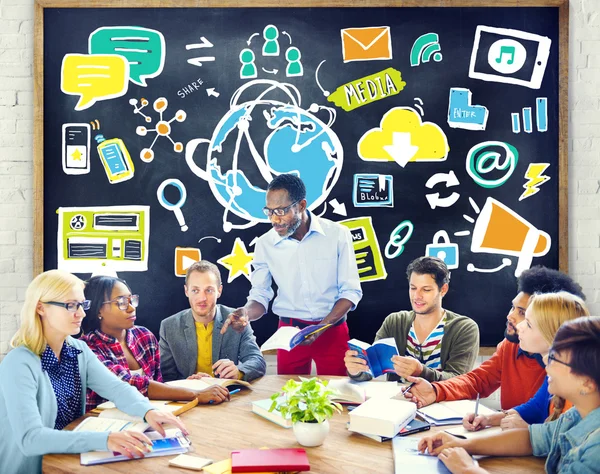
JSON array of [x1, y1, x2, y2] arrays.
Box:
[[61, 54, 129, 111]]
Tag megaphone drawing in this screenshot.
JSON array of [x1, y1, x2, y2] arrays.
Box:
[[471, 197, 551, 277]]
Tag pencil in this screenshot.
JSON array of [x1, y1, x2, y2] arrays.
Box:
[[474, 393, 480, 416], [306, 324, 331, 339]]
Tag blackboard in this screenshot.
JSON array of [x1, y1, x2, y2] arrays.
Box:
[[35, 1, 568, 347]]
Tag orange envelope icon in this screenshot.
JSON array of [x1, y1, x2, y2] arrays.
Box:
[[175, 247, 201, 277], [341, 26, 392, 63]]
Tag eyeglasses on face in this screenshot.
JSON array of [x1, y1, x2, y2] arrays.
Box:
[[546, 350, 575, 369], [43, 300, 91, 313], [102, 294, 140, 311], [262, 200, 300, 217]]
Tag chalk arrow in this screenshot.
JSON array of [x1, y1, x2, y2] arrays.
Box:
[[329, 199, 347, 216], [187, 57, 215, 67], [383, 132, 419, 168], [247, 33, 259, 46], [261, 67, 278, 75], [249, 236, 259, 247], [282, 31, 292, 44], [186, 37, 214, 50], [206, 88, 220, 98], [425, 192, 460, 209], [425, 170, 460, 189]]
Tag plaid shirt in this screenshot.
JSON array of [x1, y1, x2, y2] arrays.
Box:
[[80, 326, 162, 411]]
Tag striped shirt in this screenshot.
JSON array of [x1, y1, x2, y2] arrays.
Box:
[[406, 313, 447, 370]]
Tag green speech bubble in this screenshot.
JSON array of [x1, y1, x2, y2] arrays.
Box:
[[89, 26, 165, 87], [327, 68, 406, 112]]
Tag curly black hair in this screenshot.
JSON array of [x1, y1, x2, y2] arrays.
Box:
[[517, 266, 585, 300], [267, 174, 306, 203]]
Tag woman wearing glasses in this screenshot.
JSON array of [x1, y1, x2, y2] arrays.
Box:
[[0, 270, 188, 474], [417, 301, 600, 474], [81, 275, 229, 411], [462, 291, 589, 432]]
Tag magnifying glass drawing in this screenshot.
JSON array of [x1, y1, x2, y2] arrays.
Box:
[[157, 178, 188, 232]]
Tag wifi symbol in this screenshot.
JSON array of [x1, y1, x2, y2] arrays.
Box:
[[410, 33, 443, 67]]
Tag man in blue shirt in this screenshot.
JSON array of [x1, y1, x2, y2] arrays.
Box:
[[221, 174, 363, 375]]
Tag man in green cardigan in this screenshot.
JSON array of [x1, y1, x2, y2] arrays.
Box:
[[345, 256, 479, 382]]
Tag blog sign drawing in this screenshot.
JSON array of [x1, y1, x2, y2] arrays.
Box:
[[57, 206, 150, 273], [185, 80, 343, 232]]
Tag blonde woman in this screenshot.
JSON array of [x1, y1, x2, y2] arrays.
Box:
[[463, 292, 589, 431], [0, 270, 188, 474]]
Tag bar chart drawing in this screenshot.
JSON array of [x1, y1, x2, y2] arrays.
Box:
[[511, 97, 547, 133]]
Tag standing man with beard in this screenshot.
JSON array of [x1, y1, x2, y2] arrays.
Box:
[[220, 174, 362, 375], [345, 256, 480, 382], [403, 266, 585, 411]]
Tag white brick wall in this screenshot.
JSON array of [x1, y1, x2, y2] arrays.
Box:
[[1, 0, 600, 359]]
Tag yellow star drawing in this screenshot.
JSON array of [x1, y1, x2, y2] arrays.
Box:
[[71, 148, 83, 161], [217, 237, 254, 283]]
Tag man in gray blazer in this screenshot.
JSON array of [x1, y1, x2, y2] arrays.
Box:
[[160, 261, 266, 382]]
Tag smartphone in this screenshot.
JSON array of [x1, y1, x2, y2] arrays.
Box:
[[62, 123, 90, 175]]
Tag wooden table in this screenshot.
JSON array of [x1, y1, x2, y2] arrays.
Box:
[[44, 376, 545, 473]]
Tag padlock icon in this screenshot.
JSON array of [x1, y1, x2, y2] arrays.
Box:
[[425, 230, 459, 269]]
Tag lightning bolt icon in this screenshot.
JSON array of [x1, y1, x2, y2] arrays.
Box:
[[520, 163, 550, 201]]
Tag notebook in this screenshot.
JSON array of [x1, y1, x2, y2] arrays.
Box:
[[418, 400, 496, 425], [392, 437, 452, 473], [349, 418, 431, 442], [74, 415, 149, 434], [251, 398, 292, 428], [445, 425, 503, 439], [230, 448, 310, 473]]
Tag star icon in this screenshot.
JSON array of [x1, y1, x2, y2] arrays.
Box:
[[217, 237, 254, 283], [71, 148, 83, 161]]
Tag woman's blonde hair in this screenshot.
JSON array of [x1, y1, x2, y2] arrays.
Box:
[[528, 291, 591, 422], [528, 291, 590, 345], [10, 269, 84, 355]]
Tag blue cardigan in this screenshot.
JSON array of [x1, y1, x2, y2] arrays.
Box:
[[0, 336, 154, 474]]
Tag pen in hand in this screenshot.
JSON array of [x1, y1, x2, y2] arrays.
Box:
[[402, 381, 416, 396], [474, 393, 480, 416]]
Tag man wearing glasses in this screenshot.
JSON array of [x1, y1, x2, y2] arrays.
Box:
[[345, 256, 480, 383], [221, 174, 362, 375]]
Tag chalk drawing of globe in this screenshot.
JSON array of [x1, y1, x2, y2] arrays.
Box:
[[186, 80, 343, 232]]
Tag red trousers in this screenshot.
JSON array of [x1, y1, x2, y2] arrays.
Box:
[[276, 318, 349, 376]]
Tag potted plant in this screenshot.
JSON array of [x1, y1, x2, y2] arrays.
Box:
[[269, 377, 342, 447]]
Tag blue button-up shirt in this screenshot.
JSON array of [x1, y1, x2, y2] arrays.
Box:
[[40, 342, 82, 430], [249, 212, 362, 321], [529, 406, 600, 473]]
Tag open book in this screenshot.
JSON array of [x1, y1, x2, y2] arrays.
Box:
[[445, 425, 503, 439], [392, 437, 454, 474], [418, 400, 496, 426], [260, 324, 332, 352], [347, 337, 399, 378], [74, 415, 149, 434], [94, 398, 198, 423], [166, 376, 252, 392], [80, 428, 190, 465]]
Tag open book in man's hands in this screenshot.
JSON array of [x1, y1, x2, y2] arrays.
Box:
[[260, 324, 332, 351], [347, 337, 399, 378]]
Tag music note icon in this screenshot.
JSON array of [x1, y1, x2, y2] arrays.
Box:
[[495, 46, 515, 65]]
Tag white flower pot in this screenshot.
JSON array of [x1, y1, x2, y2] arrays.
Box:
[[292, 420, 330, 447]]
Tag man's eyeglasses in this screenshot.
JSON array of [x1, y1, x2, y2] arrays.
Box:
[[43, 300, 91, 313], [546, 350, 575, 369], [102, 294, 140, 311], [262, 200, 299, 217]]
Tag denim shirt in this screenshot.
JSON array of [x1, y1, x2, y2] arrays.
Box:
[[529, 406, 600, 473]]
